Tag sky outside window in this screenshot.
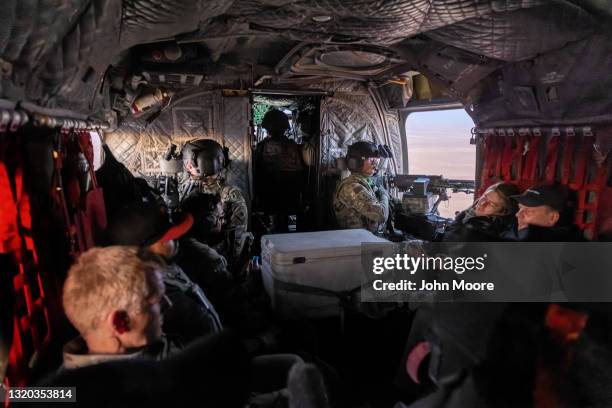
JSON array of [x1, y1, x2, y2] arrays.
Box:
[[405, 109, 476, 218]]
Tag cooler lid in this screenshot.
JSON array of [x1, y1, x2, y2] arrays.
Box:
[[261, 229, 389, 265]]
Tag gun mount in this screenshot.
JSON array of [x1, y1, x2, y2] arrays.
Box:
[[391, 174, 475, 194], [390, 174, 475, 215]]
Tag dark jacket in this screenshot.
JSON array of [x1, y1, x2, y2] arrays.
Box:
[[48, 331, 251, 408], [95, 145, 160, 218], [501, 221, 582, 242], [62, 335, 183, 370], [162, 262, 223, 344], [438, 209, 515, 242], [254, 137, 305, 213], [176, 239, 272, 333]]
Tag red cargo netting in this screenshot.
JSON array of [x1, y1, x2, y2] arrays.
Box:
[[478, 126, 611, 240], [1, 131, 51, 389]]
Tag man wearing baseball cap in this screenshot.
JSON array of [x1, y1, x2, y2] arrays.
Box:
[[106, 201, 223, 343], [505, 184, 580, 241]]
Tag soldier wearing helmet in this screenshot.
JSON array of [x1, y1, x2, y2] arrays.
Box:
[[179, 138, 250, 257], [333, 141, 391, 234], [254, 109, 306, 232]]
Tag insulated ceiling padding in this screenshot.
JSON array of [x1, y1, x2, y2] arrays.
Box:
[[121, 0, 233, 48], [1, 0, 121, 111], [426, 2, 594, 62], [241, 0, 546, 44], [0, 0, 90, 67], [0, 0, 610, 125], [470, 34, 612, 126]]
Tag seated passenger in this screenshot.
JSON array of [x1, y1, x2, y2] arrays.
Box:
[[48, 331, 251, 407], [505, 184, 580, 241], [179, 191, 273, 333], [254, 109, 306, 232], [105, 201, 222, 344], [62, 246, 181, 369], [178, 192, 234, 296], [333, 141, 389, 234], [437, 182, 519, 242], [179, 138, 250, 259], [61, 246, 308, 407]]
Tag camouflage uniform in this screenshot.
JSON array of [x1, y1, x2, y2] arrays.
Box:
[[179, 175, 250, 257], [333, 173, 389, 234]]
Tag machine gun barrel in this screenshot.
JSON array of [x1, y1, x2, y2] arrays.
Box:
[[437, 179, 475, 193], [391, 174, 475, 194]]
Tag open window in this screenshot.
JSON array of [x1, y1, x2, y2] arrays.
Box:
[[404, 109, 475, 218]]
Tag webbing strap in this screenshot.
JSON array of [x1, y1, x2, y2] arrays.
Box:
[[510, 135, 526, 182], [578, 162, 610, 238], [561, 135, 575, 185], [500, 135, 515, 182], [544, 136, 560, 183], [493, 134, 503, 180], [480, 133, 499, 185], [522, 135, 541, 181], [569, 136, 590, 190], [52, 134, 78, 257], [513, 135, 527, 183]]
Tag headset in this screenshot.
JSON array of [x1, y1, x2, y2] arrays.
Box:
[[346, 141, 393, 172], [182, 139, 230, 177]]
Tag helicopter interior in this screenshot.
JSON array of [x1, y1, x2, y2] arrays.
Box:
[[1, 1, 612, 406]]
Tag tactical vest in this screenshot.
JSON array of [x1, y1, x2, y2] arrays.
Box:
[[164, 263, 223, 333]]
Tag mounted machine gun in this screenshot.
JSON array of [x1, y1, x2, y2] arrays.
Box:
[[388, 174, 476, 240]]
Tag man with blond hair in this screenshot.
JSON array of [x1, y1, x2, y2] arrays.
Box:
[[60, 247, 312, 407], [62, 246, 179, 369]]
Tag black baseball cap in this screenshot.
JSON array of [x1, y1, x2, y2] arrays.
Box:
[[105, 201, 193, 246], [511, 185, 567, 213]]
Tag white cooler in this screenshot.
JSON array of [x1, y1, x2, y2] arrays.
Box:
[[261, 229, 390, 319]]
